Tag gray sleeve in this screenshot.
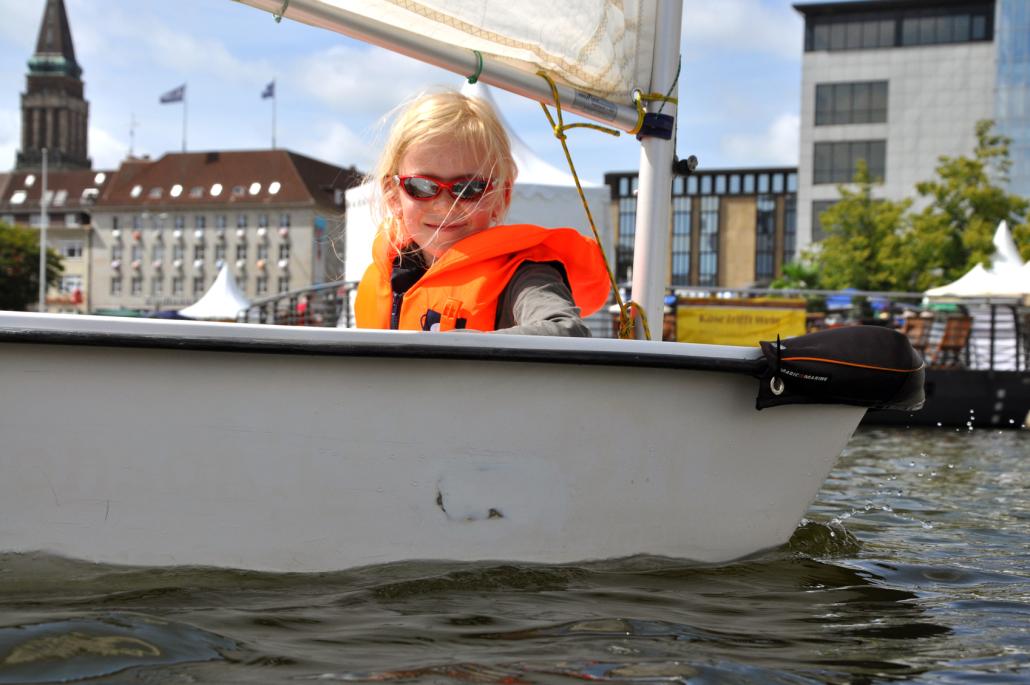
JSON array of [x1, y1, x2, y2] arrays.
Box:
[[493, 262, 592, 337]]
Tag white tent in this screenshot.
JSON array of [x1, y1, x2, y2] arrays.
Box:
[[343, 81, 614, 283], [925, 221, 1029, 298], [179, 264, 251, 321]]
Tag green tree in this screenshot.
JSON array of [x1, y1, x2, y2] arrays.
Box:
[[909, 120, 1030, 285], [0, 221, 64, 311], [813, 160, 912, 292]]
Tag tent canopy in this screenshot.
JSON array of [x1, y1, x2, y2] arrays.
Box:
[[925, 221, 1029, 298], [179, 265, 251, 320]]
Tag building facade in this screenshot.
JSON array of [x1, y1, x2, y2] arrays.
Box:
[[0, 168, 111, 313], [605, 168, 798, 289], [88, 150, 360, 313], [794, 0, 1030, 249]]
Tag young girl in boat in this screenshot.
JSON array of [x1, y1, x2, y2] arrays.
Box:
[[354, 90, 610, 335]]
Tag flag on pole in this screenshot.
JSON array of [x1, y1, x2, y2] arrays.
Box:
[[160, 84, 186, 104], [261, 81, 275, 99]]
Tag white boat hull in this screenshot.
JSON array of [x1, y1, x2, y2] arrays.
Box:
[[0, 314, 864, 572]]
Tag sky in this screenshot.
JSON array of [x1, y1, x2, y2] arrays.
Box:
[[0, 0, 805, 186]]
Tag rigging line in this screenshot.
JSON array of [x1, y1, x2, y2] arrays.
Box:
[[536, 70, 651, 341]]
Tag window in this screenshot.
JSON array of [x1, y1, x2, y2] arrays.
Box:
[[772, 174, 784, 193], [815, 81, 888, 125], [153, 244, 165, 261], [131, 276, 143, 296], [172, 276, 184, 296], [60, 274, 83, 294], [10, 190, 26, 205], [755, 196, 776, 283], [131, 245, 143, 261], [236, 242, 248, 260], [237, 214, 248, 228], [111, 244, 124, 260], [148, 187, 162, 199], [257, 244, 269, 260], [758, 174, 770, 194], [258, 214, 269, 228], [151, 277, 164, 296], [279, 213, 291, 228], [132, 215, 143, 229], [783, 196, 797, 263], [189, 186, 204, 198], [112, 216, 119, 230], [812, 200, 838, 242], [256, 275, 268, 294], [215, 244, 226, 261], [195, 215, 206, 229], [277, 276, 290, 293], [174, 215, 185, 229], [110, 277, 122, 295], [193, 276, 205, 294], [61, 241, 83, 259], [671, 196, 691, 285], [743, 174, 755, 194], [232, 185, 246, 197], [194, 244, 205, 261], [698, 196, 719, 286], [215, 215, 227, 229], [279, 243, 290, 260], [616, 195, 636, 283], [813, 140, 886, 184], [806, 3, 992, 52], [172, 244, 184, 261], [729, 174, 741, 194]]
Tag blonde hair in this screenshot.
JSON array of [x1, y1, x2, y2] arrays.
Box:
[[368, 89, 518, 251]]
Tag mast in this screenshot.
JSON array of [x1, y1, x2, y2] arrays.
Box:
[[629, 0, 682, 338]]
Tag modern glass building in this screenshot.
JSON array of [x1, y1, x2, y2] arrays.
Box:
[[794, 0, 1028, 251], [995, 0, 1030, 197]]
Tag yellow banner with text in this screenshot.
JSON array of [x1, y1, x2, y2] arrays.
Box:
[[675, 298, 807, 346]]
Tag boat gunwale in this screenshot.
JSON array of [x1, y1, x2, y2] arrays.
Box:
[[0, 325, 765, 375]]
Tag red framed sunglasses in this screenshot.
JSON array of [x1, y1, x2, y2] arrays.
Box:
[[394, 175, 494, 201]]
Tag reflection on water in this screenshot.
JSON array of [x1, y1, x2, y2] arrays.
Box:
[[0, 427, 1027, 684]]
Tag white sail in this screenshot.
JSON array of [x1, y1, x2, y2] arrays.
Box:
[[234, 0, 662, 131], [268, 0, 655, 101]]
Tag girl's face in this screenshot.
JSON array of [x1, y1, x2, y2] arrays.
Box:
[[389, 138, 509, 263]]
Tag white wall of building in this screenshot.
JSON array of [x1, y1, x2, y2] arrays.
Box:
[[797, 42, 996, 249]]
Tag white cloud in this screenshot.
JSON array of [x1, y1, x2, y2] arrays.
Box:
[[722, 112, 800, 166], [682, 0, 802, 61], [297, 121, 376, 173], [292, 44, 449, 118], [0, 107, 18, 170], [88, 125, 128, 170]]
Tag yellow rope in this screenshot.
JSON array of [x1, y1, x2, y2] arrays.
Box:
[[536, 71, 651, 341], [629, 91, 679, 135]]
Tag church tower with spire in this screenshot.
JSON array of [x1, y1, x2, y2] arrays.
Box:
[[17, 0, 91, 170]]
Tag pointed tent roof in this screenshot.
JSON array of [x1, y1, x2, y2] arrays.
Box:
[[29, 0, 81, 79], [987, 220, 1024, 275], [179, 265, 251, 320], [925, 221, 1029, 298], [459, 81, 598, 187]]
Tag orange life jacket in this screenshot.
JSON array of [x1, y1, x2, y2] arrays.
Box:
[[355, 224, 611, 331]]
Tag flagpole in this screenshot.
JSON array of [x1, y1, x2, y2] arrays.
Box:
[[38, 148, 48, 313], [182, 84, 188, 152], [272, 80, 277, 149]]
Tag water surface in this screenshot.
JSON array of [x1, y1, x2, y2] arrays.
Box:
[[1, 426, 1027, 683]]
